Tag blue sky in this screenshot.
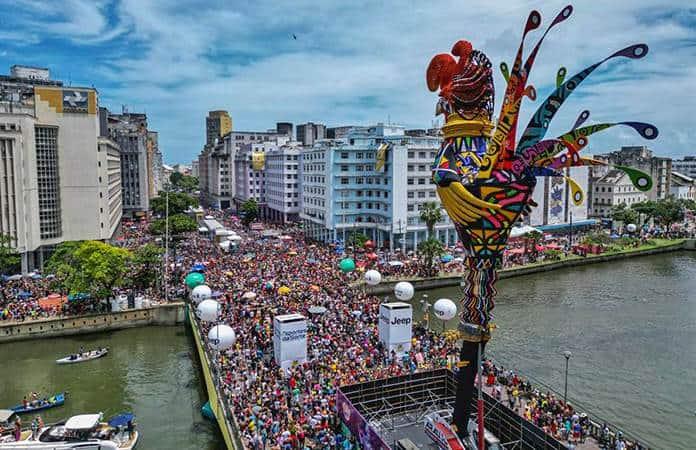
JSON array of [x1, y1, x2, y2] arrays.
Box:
[[1, 0, 694, 164]]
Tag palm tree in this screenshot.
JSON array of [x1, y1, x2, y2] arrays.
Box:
[[420, 202, 443, 237]]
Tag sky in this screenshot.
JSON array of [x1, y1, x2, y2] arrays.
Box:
[[0, 0, 694, 164]]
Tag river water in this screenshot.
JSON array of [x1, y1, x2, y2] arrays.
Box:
[[417, 251, 696, 449], [0, 326, 223, 449]]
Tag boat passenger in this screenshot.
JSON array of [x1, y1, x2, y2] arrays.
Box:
[[31, 417, 39, 440], [12, 417, 21, 442], [22, 397, 28, 409]]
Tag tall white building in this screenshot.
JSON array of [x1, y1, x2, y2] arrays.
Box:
[[198, 126, 288, 209], [300, 124, 458, 251], [264, 143, 301, 223], [0, 65, 121, 271]]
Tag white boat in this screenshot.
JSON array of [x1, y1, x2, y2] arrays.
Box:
[[0, 413, 138, 450], [55, 348, 108, 365]]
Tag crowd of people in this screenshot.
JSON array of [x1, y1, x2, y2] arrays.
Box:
[[173, 212, 646, 449], [171, 216, 462, 448], [0, 209, 681, 448]]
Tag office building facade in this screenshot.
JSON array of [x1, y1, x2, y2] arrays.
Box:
[[296, 122, 326, 146], [0, 65, 121, 271], [107, 111, 151, 217], [300, 124, 458, 251], [205, 110, 232, 146], [672, 156, 696, 179]]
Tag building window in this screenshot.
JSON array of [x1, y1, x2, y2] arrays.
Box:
[[341, 177, 349, 185], [35, 126, 62, 239], [408, 178, 414, 185], [408, 152, 414, 158], [341, 152, 349, 159]]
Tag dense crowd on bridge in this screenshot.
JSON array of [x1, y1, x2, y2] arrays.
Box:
[[172, 216, 461, 448]]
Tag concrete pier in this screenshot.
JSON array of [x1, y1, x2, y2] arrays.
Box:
[[0, 302, 186, 343]]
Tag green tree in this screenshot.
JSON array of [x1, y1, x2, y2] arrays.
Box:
[[653, 198, 684, 231], [169, 172, 199, 192], [524, 230, 543, 259], [0, 234, 20, 275], [169, 171, 184, 186], [240, 199, 259, 226], [46, 241, 132, 298], [150, 192, 197, 216], [611, 203, 638, 227], [149, 214, 198, 235], [632, 200, 658, 226], [129, 244, 164, 290], [677, 198, 696, 212], [419, 202, 443, 237], [417, 237, 445, 277], [347, 231, 369, 248]]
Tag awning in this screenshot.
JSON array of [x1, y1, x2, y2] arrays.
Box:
[[537, 219, 598, 231], [108, 413, 134, 428]]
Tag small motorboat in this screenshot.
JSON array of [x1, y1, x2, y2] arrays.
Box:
[[56, 348, 108, 365], [9, 393, 65, 415], [0, 412, 138, 449]]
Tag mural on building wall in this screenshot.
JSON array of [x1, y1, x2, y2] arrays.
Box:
[[548, 176, 565, 224], [426, 4, 658, 436]]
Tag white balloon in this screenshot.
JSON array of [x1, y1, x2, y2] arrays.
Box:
[[433, 298, 457, 321], [394, 281, 414, 301], [191, 285, 212, 304], [364, 270, 382, 286], [208, 324, 236, 351], [626, 223, 637, 233], [197, 299, 219, 322]]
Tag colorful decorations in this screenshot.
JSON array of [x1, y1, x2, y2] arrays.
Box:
[[394, 281, 414, 301], [339, 258, 356, 273], [185, 272, 205, 289], [364, 270, 382, 286], [427, 5, 657, 435]]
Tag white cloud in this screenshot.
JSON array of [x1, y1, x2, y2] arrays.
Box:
[[4, 0, 695, 162]]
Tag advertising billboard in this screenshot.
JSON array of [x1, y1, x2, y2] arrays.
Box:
[[378, 302, 412, 356], [336, 389, 390, 450], [273, 314, 307, 369]]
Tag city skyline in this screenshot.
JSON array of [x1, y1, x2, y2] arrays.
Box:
[[1, 0, 694, 163]]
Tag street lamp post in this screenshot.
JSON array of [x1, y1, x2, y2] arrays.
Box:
[[164, 184, 170, 303], [568, 211, 574, 248], [563, 350, 572, 404]]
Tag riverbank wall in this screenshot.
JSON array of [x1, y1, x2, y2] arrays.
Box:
[[188, 308, 242, 450], [0, 302, 186, 343], [366, 239, 690, 294]]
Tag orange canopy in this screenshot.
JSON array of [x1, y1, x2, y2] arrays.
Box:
[[39, 294, 67, 310]]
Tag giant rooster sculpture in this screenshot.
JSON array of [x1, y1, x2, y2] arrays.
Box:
[[427, 5, 657, 436]]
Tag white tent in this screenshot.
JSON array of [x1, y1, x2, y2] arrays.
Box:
[[509, 225, 541, 238]]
